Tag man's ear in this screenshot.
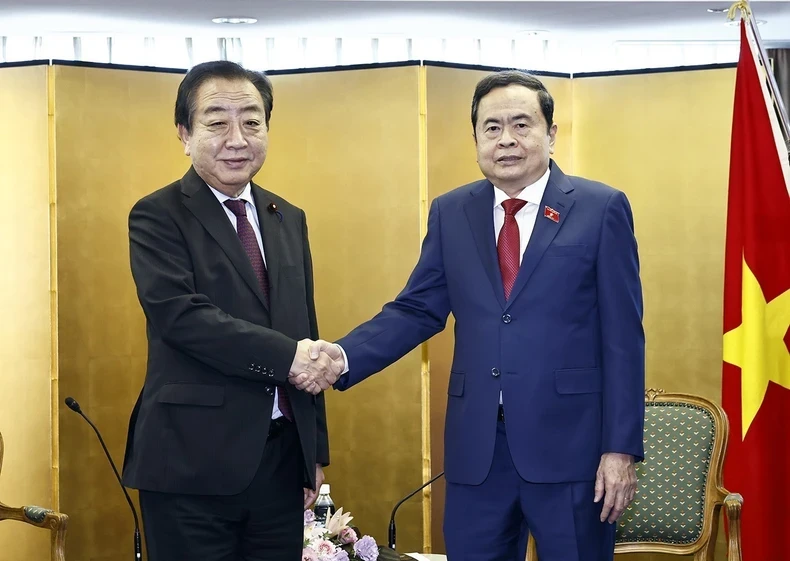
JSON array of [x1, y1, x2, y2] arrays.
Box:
[[177, 124, 191, 157], [548, 123, 558, 155]]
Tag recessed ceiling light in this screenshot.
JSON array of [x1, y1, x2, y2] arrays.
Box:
[[707, 7, 729, 13], [212, 17, 257, 24]]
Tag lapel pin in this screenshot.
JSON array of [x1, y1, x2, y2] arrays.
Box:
[[267, 202, 283, 223], [543, 206, 560, 223]]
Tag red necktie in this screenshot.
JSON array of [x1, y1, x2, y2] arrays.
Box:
[[224, 199, 292, 421], [498, 198, 528, 300]]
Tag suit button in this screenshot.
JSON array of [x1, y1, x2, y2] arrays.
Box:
[[491, 368, 500, 377], [502, 314, 512, 324]]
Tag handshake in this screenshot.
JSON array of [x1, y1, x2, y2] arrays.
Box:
[[287, 339, 346, 395]]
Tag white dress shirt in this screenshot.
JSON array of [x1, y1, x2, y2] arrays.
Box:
[[208, 183, 283, 419], [493, 166, 551, 263]]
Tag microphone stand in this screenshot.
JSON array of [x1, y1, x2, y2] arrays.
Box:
[[388, 471, 444, 550], [65, 397, 142, 560]]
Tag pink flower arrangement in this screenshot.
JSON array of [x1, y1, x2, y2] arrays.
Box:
[[303, 507, 379, 561], [338, 528, 358, 545]]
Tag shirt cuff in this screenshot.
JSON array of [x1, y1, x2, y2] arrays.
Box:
[[335, 343, 350, 375]]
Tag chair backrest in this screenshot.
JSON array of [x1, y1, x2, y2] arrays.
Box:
[[617, 397, 714, 543], [614, 389, 729, 558]]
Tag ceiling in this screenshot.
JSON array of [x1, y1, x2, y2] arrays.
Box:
[[1, 1, 789, 45]]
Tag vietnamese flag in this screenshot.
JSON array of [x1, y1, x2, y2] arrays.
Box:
[[721, 18, 790, 560]]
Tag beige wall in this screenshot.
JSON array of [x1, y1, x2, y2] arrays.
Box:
[[0, 64, 53, 560]]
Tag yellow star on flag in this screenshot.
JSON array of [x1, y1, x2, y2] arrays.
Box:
[[723, 257, 790, 439]]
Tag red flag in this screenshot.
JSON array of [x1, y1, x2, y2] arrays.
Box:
[[722, 19, 790, 560]]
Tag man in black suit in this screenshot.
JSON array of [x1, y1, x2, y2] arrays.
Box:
[[121, 61, 341, 561]]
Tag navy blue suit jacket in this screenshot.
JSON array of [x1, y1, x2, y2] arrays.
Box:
[[334, 161, 645, 485]]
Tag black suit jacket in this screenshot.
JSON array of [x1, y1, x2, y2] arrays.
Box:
[[122, 166, 329, 496]]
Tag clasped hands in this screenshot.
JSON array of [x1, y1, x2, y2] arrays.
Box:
[[288, 339, 345, 395]]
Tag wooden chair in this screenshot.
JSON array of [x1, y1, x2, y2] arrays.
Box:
[[527, 389, 743, 561], [0, 431, 68, 561]]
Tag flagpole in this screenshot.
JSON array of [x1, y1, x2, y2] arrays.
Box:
[[749, 17, 790, 150], [729, 0, 790, 151]]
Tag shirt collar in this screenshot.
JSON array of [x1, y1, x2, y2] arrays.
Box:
[[207, 183, 255, 207], [493, 166, 551, 209]]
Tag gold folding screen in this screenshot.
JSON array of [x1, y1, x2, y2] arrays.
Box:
[[572, 69, 736, 560], [0, 64, 53, 561], [572, 69, 735, 404], [53, 64, 187, 560], [421, 65, 736, 557], [52, 62, 427, 559], [261, 65, 427, 553], [0, 60, 738, 560]]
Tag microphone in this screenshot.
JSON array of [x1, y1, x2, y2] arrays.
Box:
[[65, 397, 142, 560], [388, 471, 444, 550], [267, 202, 283, 223]]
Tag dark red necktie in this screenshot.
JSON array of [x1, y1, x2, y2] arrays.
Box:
[[223, 199, 292, 421], [498, 198, 528, 300]]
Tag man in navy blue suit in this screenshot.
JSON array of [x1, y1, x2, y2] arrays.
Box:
[[300, 70, 645, 561]]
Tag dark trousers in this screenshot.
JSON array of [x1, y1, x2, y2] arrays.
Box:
[[139, 419, 303, 561], [443, 418, 616, 561]]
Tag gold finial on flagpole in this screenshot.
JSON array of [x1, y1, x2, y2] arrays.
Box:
[[727, 0, 752, 21]]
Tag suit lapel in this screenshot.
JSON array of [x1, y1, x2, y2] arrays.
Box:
[[464, 180, 507, 309], [180, 167, 269, 310], [251, 184, 282, 301], [505, 163, 576, 309]]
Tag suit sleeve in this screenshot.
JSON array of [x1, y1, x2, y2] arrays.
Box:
[[129, 196, 297, 384], [302, 210, 330, 467], [597, 190, 646, 462], [334, 197, 451, 390]]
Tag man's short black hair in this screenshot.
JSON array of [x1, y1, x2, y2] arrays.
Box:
[[174, 60, 273, 132]]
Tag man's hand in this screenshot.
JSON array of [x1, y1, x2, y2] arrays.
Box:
[[304, 464, 325, 508], [288, 339, 344, 394], [308, 340, 345, 366], [594, 452, 637, 523]]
